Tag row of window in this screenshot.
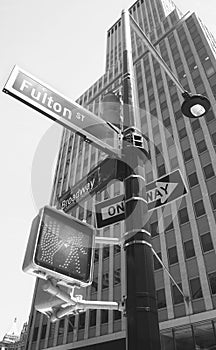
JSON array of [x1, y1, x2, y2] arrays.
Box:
[[32, 308, 122, 342], [153, 231, 214, 270], [94, 245, 121, 263], [188, 163, 215, 187], [150, 196, 216, 237], [157, 271, 216, 309], [155, 134, 215, 179], [91, 268, 121, 293], [33, 268, 216, 342]]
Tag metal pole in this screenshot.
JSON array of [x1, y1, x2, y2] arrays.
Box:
[[121, 9, 161, 350]]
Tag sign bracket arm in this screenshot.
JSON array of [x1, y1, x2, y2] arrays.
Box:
[[41, 279, 124, 322]]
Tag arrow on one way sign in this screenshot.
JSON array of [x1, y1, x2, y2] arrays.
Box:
[[146, 169, 187, 211]]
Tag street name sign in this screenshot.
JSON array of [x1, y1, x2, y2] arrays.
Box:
[[95, 194, 125, 228], [59, 157, 121, 212], [95, 169, 187, 228], [3, 65, 120, 157]]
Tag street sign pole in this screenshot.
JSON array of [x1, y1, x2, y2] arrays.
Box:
[[121, 10, 161, 350]]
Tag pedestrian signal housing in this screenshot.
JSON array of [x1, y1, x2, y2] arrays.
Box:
[[22, 206, 95, 287]]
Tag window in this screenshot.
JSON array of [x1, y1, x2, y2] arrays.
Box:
[[114, 268, 121, 285], [91, 279, 98, 293], [175, 110, 183, 120], [172, 284, 184, 304], [190, 277, 203, 299], [203, 164, 215, 179], [114, 245, 121, 254], [78, 313, 85, 329], [68, 316, 75, 332], [168, 246, 178, 265], [86, 209, 92, 224], [94, 249, 99, 262], [194, 200, 206, 217], [183, 240, 195, 259], [153, 252, 162, 270], [178, 127, 187, 139], [78, 207, 84, 221], [188, 172, 198, 187], [113, 310, 121, 320], [150, 221, 159, 237], [102, 273, 109, 289], [58, 319, 65, 334], [163, 117, 171, 127], [165, 221, 174, 232], [197, 139, 207, 154], [178, 207, 189, 224], [210, 193, 216, 210], [156, 288, 166, 309], [200, 232, 214, 252], [191, 119, 200, 132], [208, 272, 216, 295], [90, 310, 96, 327], [158, 164, 166, 177], [101, 310, 108, 323], [206, 111, 215, 123], [211, 131, 216, 145], [103, 246, 109, 260], [32, 327, 38, 342], [48, 323, 55, 341], [183, 148, 192, 162], [171, 156, 178, 169], [41, 324, 47, 339]]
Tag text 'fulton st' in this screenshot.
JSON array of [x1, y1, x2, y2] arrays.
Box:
[[12, 72, 86, 123]]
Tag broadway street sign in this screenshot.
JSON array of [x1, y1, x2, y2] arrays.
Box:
[[3, 66, 120, 157], [58, 157, 121, 212], [95, 169, 187, 228]]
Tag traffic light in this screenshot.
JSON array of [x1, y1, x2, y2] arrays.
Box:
[[22, 206, 95, 287]]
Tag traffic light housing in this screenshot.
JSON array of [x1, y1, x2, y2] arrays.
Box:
[[22, 206, 95, 287]]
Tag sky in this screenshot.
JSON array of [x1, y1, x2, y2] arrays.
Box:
[[0, 0, 216, 341]]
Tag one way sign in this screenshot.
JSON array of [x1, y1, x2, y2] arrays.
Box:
[[146, 169, 187, 211], [95, 169, 187, 228]]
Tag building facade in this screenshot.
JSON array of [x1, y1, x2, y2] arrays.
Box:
[[0, 319, 28, 350], [25, 0, 216, 349]]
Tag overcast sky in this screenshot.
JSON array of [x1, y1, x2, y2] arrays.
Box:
[[0, 0, 216, 340]]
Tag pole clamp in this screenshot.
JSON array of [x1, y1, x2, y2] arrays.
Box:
[[123, 228, 151, 240], [124, 239, 152, 249]]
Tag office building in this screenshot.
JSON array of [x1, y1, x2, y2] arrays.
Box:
[[0, 319, 27, 350], [25, 0, 216, 349]]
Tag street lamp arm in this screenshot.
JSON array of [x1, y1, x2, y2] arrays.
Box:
[[129, 14, 185, 94]]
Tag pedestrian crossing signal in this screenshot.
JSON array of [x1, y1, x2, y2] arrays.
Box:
[[22, 206, 95, 287]]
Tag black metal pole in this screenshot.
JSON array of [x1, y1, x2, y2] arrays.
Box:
[[121, 10, 161, 350]]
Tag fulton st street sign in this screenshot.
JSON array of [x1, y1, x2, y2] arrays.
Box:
[[58, 157, 122, 212], [95, 169, 187, 228], [3, 66, 120, 157]]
